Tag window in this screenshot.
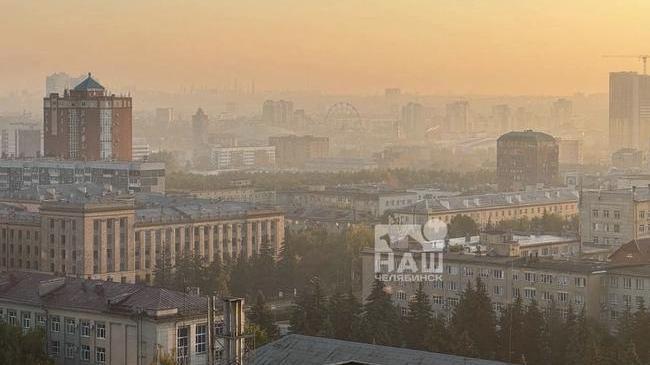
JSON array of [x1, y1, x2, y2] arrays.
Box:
[[35, 313, 46, 328], [575, 277, 587, 288], [623, 277, 632, 289], [592, 209, 598, 217], [557, 291, 569, 303], [513, 287, 521, 298], [50, 315, 61, 332], [7, 310, 16, 326], [96, 347, 106, 364], [641, 211, 646, 219], [637, 279, 645, 290], [603, 210, 609, 218], [21, 312, 30, 329], [447, 281, 458, 291], [96, 322, 106, 339], [575, 294, 585, 305], [542, 291, 553, 302], [51, 340, 60, 356], [447, 265, 459, 275], [479, 268, 490, 278], [614, 210, 621, 219], [396, 291, 407, 301], [447, 297, 459, 307], [557, 276, 568, 287], [524, 288, 536, 299], [65, 343, 75, 359], [80, 320, 90, 337], [464, 266, 474, 276], [493, 269, 504, 279], [177, 326, 189, 363], [541, 274, 553, 284], [196, 324, 207, 353], [493, 285, 503, 296], [614, 224, 620, 233], [432, 295, 444, 305], [65, 318, 75, 334], [524, 272, 537, 283], [80, 345, 90, 361]]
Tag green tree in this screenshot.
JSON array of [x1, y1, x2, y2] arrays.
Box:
[[496, 296, 525, 363], [447, 214, 479, 239], [360, 279, 400, 346], [403, 283, 434, 350], [521, 300, 544, 365], [327, 288, 362, 341], [249, 292, 279, 341], [449, 278, 497, 359], [289, 277, 327, 336], [0, 323, 52, 365]]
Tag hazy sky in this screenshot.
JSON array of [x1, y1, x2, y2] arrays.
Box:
[[2, 0, 650, 95]]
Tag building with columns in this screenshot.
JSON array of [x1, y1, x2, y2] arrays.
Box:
[[0, 184, 285, 284]]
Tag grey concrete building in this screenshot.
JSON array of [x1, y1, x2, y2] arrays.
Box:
[[0, 271, 215, 365], [579, 187, 650, 247]]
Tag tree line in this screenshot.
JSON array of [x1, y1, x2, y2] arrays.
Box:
[[153, 226, 373, 300], [165, 168, 496, 193], [290, 277, 650, 365]]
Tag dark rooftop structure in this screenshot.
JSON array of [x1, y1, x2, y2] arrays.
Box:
[[252, 334, 509, 365], [0, 272, 207, 319], [72, 73, 105, 91], [497, 130, 556, 143]]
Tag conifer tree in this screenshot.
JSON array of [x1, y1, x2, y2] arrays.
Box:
[[360, 279, 400, 346], [403, 283, 434, 350]]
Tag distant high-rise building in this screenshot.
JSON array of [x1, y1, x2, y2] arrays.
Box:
[[262, 100, 294, 127], [192, 108, 208, 144], [497, 130, 559, 191], [45, 72, 85, 96], [609, 72, 650, 151], [445, 101, 470, 133], [400, 102, 425, 139], [43, 73, 132, 160], [155, 107, 174, 127], [269, 135, 329, 169], [551, 98, 573, 131], [557, 138, 583, 165], [492, 104, 512, 133]]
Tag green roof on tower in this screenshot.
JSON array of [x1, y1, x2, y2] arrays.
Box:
[[73, 72, 105, 91]]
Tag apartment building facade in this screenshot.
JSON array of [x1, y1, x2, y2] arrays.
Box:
[[389, 188, 578, 227], [0, 272, 215, 365], [0, 188, 285, 284], [0, 159, 165, 193], [579, 187, 650, 247]]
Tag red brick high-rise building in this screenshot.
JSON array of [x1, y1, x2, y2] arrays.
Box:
[[43, 73, 132, 161]]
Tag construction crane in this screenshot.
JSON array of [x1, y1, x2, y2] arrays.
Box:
[[603, 54, 650, 75]]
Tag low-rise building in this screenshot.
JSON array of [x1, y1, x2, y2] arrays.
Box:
[[0, 184, 285, 284], [279, 185, 418, 217], [390, 188, 578, 227], [0, 271, 216, 365], [210, 146, 275, 171], [0, 159, 165, 193]]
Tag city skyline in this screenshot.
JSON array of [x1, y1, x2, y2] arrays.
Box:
[[2, 0, 650, 95]]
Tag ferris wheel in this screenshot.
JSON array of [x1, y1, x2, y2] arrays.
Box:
[[324, 102, 362, 131]]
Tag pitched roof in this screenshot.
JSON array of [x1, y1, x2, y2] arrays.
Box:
[[252, 334, 509, 365], [0, 272, 207, 319], [73, 73, 105, 91], [609, 237, 650, 264]]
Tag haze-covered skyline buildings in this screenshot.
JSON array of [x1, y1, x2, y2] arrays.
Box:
[[43, 73, 133, 161], [609, 71, 650, 152]]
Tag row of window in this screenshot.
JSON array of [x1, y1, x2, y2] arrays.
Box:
[[50, 341, 104, 363], [0, 308, 106, 339]]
